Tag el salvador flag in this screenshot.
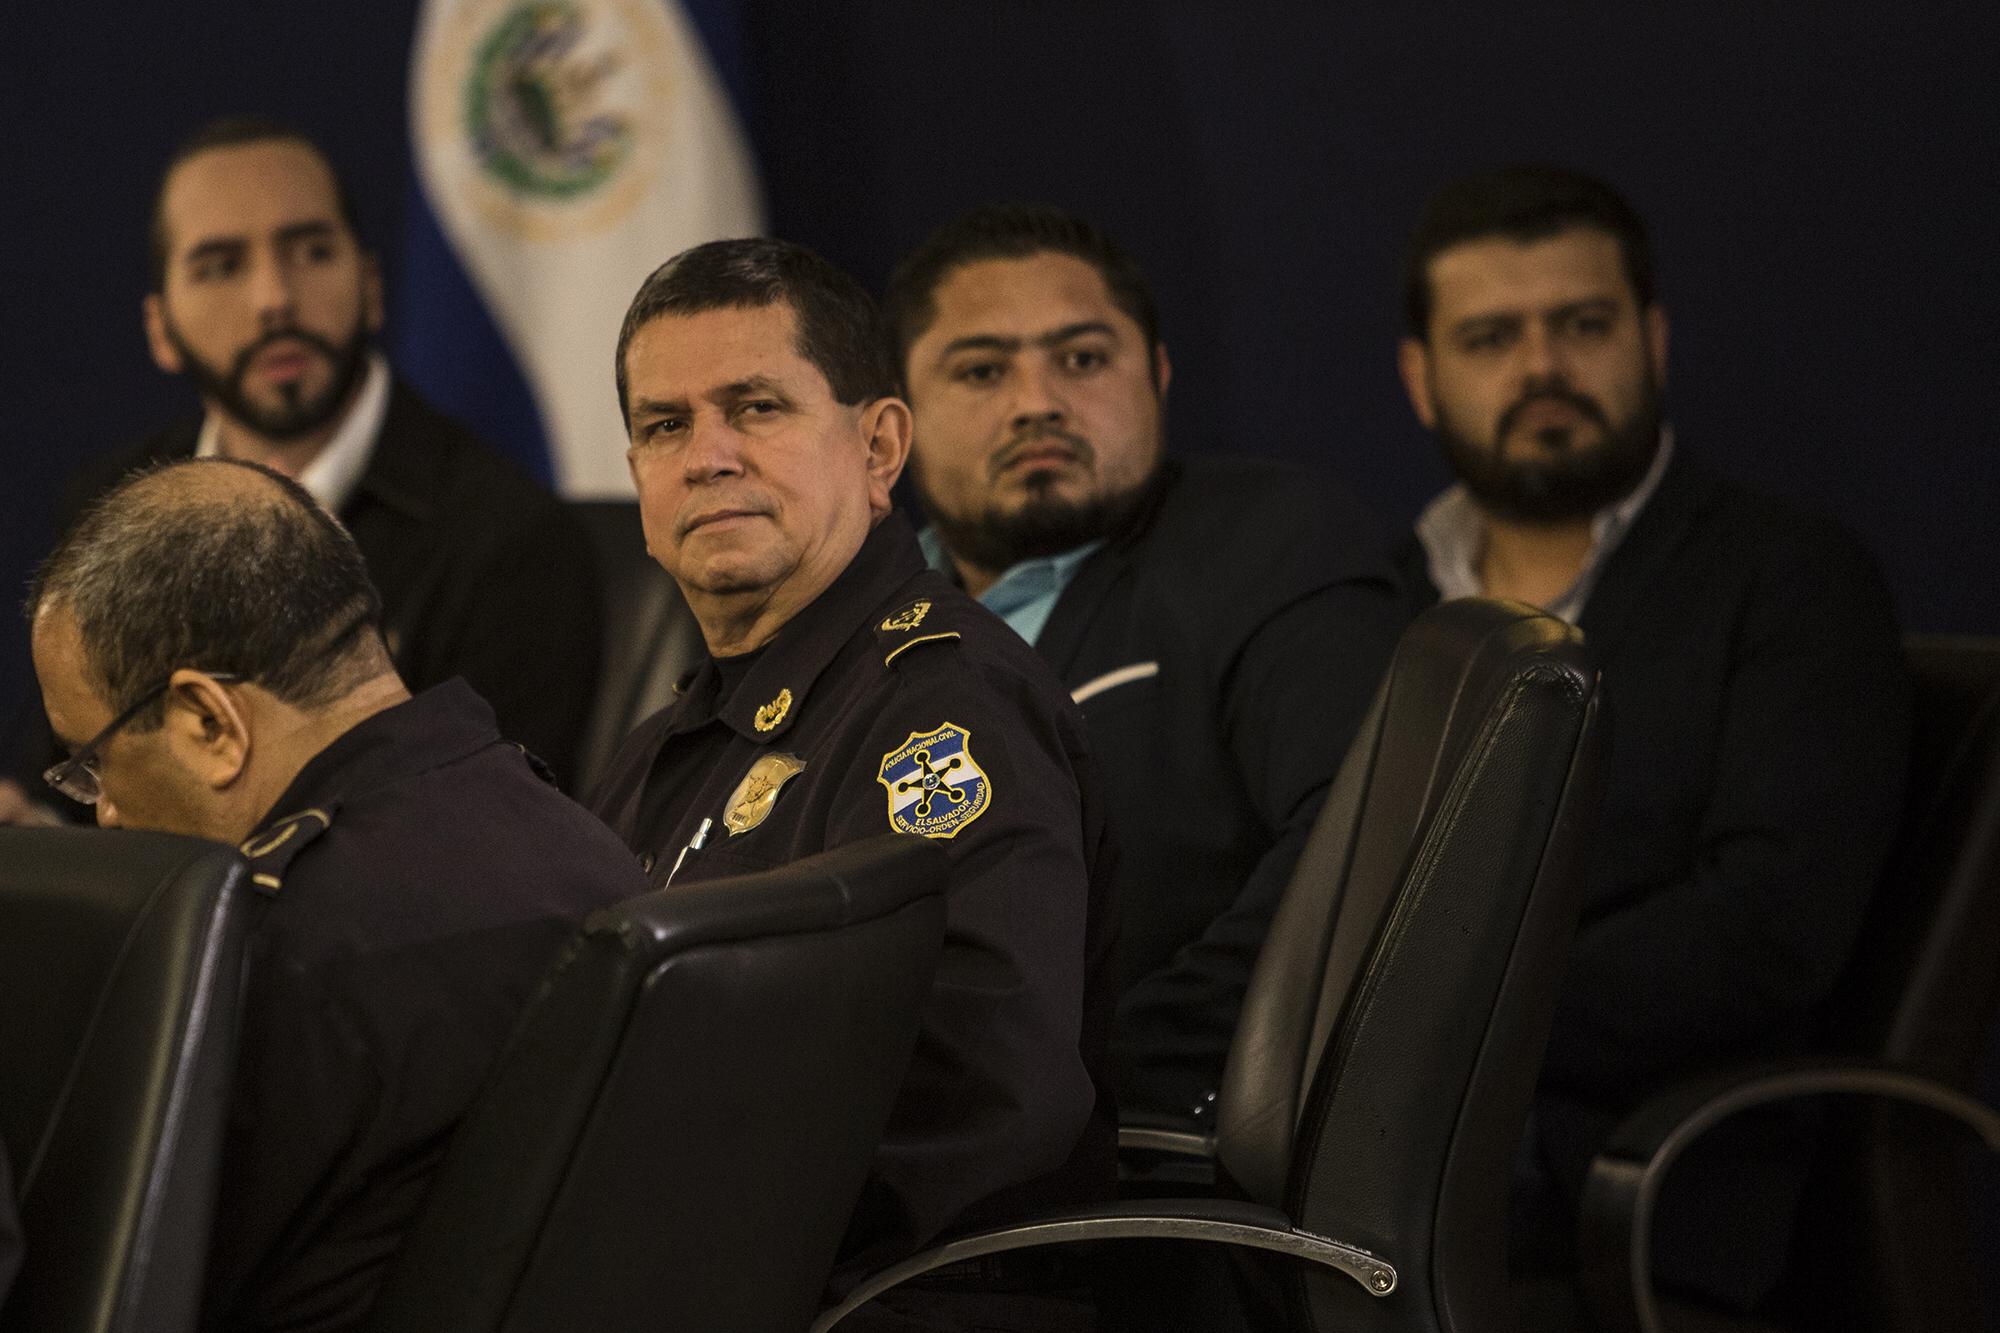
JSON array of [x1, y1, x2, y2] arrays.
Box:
[[396, 0, 764, 496]]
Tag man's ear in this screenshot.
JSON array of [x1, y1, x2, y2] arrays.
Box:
[[1152, 341, 1173, 399], [859, 396, 913, 520], [1644, 303, 1669, 387], [144, 293, 183, 375], [162, 671, 251, 791], [361, 251, 386, 334], [1397, 337, 1439, 430]]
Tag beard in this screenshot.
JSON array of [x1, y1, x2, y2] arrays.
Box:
[[166, 316, 371, 442], [1436, 375, 1664, 524], [916, 427, 1161, 576]]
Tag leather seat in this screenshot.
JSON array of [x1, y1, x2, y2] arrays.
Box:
[[1579, 634, 2000, 1333], [0, 828, 249, 1333], [817, 597, 1606, 1332], [568, 498, 703, 797], [365, 833, 948, 1333]]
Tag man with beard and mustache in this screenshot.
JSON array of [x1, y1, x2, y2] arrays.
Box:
[[1397, 165, 1911, 1322], [0, 116, 600, 824], [887, 206, 1407, 1130]]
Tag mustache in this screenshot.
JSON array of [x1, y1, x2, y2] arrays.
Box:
[[1496, 385, 1610, 441], [989, 423, 1094, 478], [229, 328, 342, 383]]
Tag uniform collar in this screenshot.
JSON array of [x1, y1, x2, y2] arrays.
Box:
[[676, 512, 927, 745], [248, 678, 502, 834]]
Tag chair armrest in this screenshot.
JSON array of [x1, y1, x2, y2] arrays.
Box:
[[1117, 1125, 1219, 1190], [811, 1198, 1397, 1332], [1117, 1125, 1217, 1158], [1577, 1057, 2000, 1333]]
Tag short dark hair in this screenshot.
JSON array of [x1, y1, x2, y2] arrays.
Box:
[[1402, 165, 1656, 339], [26, 458, 386, 726], [884, 204, 1162, 365], [614, 237, 899, 422], [148, 115, 365, 292]]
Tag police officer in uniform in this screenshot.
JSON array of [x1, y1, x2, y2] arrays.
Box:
[[590, 239, 1115, 1329], [26, 458, 646, 1332]]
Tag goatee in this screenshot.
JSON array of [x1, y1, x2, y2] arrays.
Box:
[[918, 463, 1159, 578], [168, 319, 371, 442]]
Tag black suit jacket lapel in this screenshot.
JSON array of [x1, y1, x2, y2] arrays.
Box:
[[1031, 457, 1182, 680], [1034, 542, 1131, 680], [1577, 451, 1715, 653]]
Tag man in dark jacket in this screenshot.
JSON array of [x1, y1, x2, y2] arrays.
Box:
[[1, 115, 598, 825], [1395, 164, 1911, 1318], [887, 206, 1407, 1127]]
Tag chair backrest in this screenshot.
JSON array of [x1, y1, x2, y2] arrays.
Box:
[[569, 499, 704, 795], [365, 833, 949, 1333], [1788, 634, 2000, 1331], [1839, 634, 2000, 1076], [1218, 599, 1603, 1333], [0, 828, 249, 1333]]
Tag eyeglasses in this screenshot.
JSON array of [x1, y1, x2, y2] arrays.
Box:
[[44, 672, 245, 805]]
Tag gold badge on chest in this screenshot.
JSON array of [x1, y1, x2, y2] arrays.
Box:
[[724, 753, 807, 836]]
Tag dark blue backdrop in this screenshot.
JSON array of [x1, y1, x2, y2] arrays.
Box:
[[6, 1, 1997, 735]]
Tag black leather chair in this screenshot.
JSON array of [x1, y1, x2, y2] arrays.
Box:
[[570, 498, 704, 795], [0, 828, 250, 1333], [365, 833, 948, 1333], [1579, 634, 2000, 1333], [817, 598, 1606, 1332]]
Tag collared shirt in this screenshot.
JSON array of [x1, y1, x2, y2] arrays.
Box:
[[1415, 428, 1675, 624], [195, 351, 390, 513], [591, 512, 1116, 1279], [918, 527, 1104, 646]]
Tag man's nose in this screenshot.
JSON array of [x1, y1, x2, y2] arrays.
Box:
[[1009, 362, 1068, 434], [680, 416, 747, 482], [1516, 324, 1568, 383], [249, 250, 298, 329]]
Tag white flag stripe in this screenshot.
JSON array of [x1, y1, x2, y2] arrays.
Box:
[[411, 0, 764, 498]]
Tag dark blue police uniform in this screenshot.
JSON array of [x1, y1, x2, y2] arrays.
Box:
[[205, 680, 647, 1331], [590, 512, 1117, 1294]]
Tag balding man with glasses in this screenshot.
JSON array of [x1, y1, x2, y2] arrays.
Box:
[[25, 457, 644, 1333]]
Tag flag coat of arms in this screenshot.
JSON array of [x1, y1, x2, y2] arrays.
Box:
[[877, 724, 993, 840], [406, 0, 763, 497]]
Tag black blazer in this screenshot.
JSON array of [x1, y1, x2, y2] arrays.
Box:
[[1406, 450, 1911, 1307], [1037, 454, 1408, 1122], [50, 380, 603, 784]]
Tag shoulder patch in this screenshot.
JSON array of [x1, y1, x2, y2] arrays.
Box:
[[238, 806, 337, 895], [876, 723, 992, 839]]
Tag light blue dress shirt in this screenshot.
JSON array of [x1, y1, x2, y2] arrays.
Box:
[[918, 527, 1105, 646]]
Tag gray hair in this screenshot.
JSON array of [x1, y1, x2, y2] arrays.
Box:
[[27, 458, 386, 726]]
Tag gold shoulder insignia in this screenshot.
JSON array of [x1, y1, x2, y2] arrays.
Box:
[[880, 600, 931, 632], [753, 688, 793, 732], [884, 632, 962, 666], [238, 806, 336, 895], [874, 597, 963, 666]]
